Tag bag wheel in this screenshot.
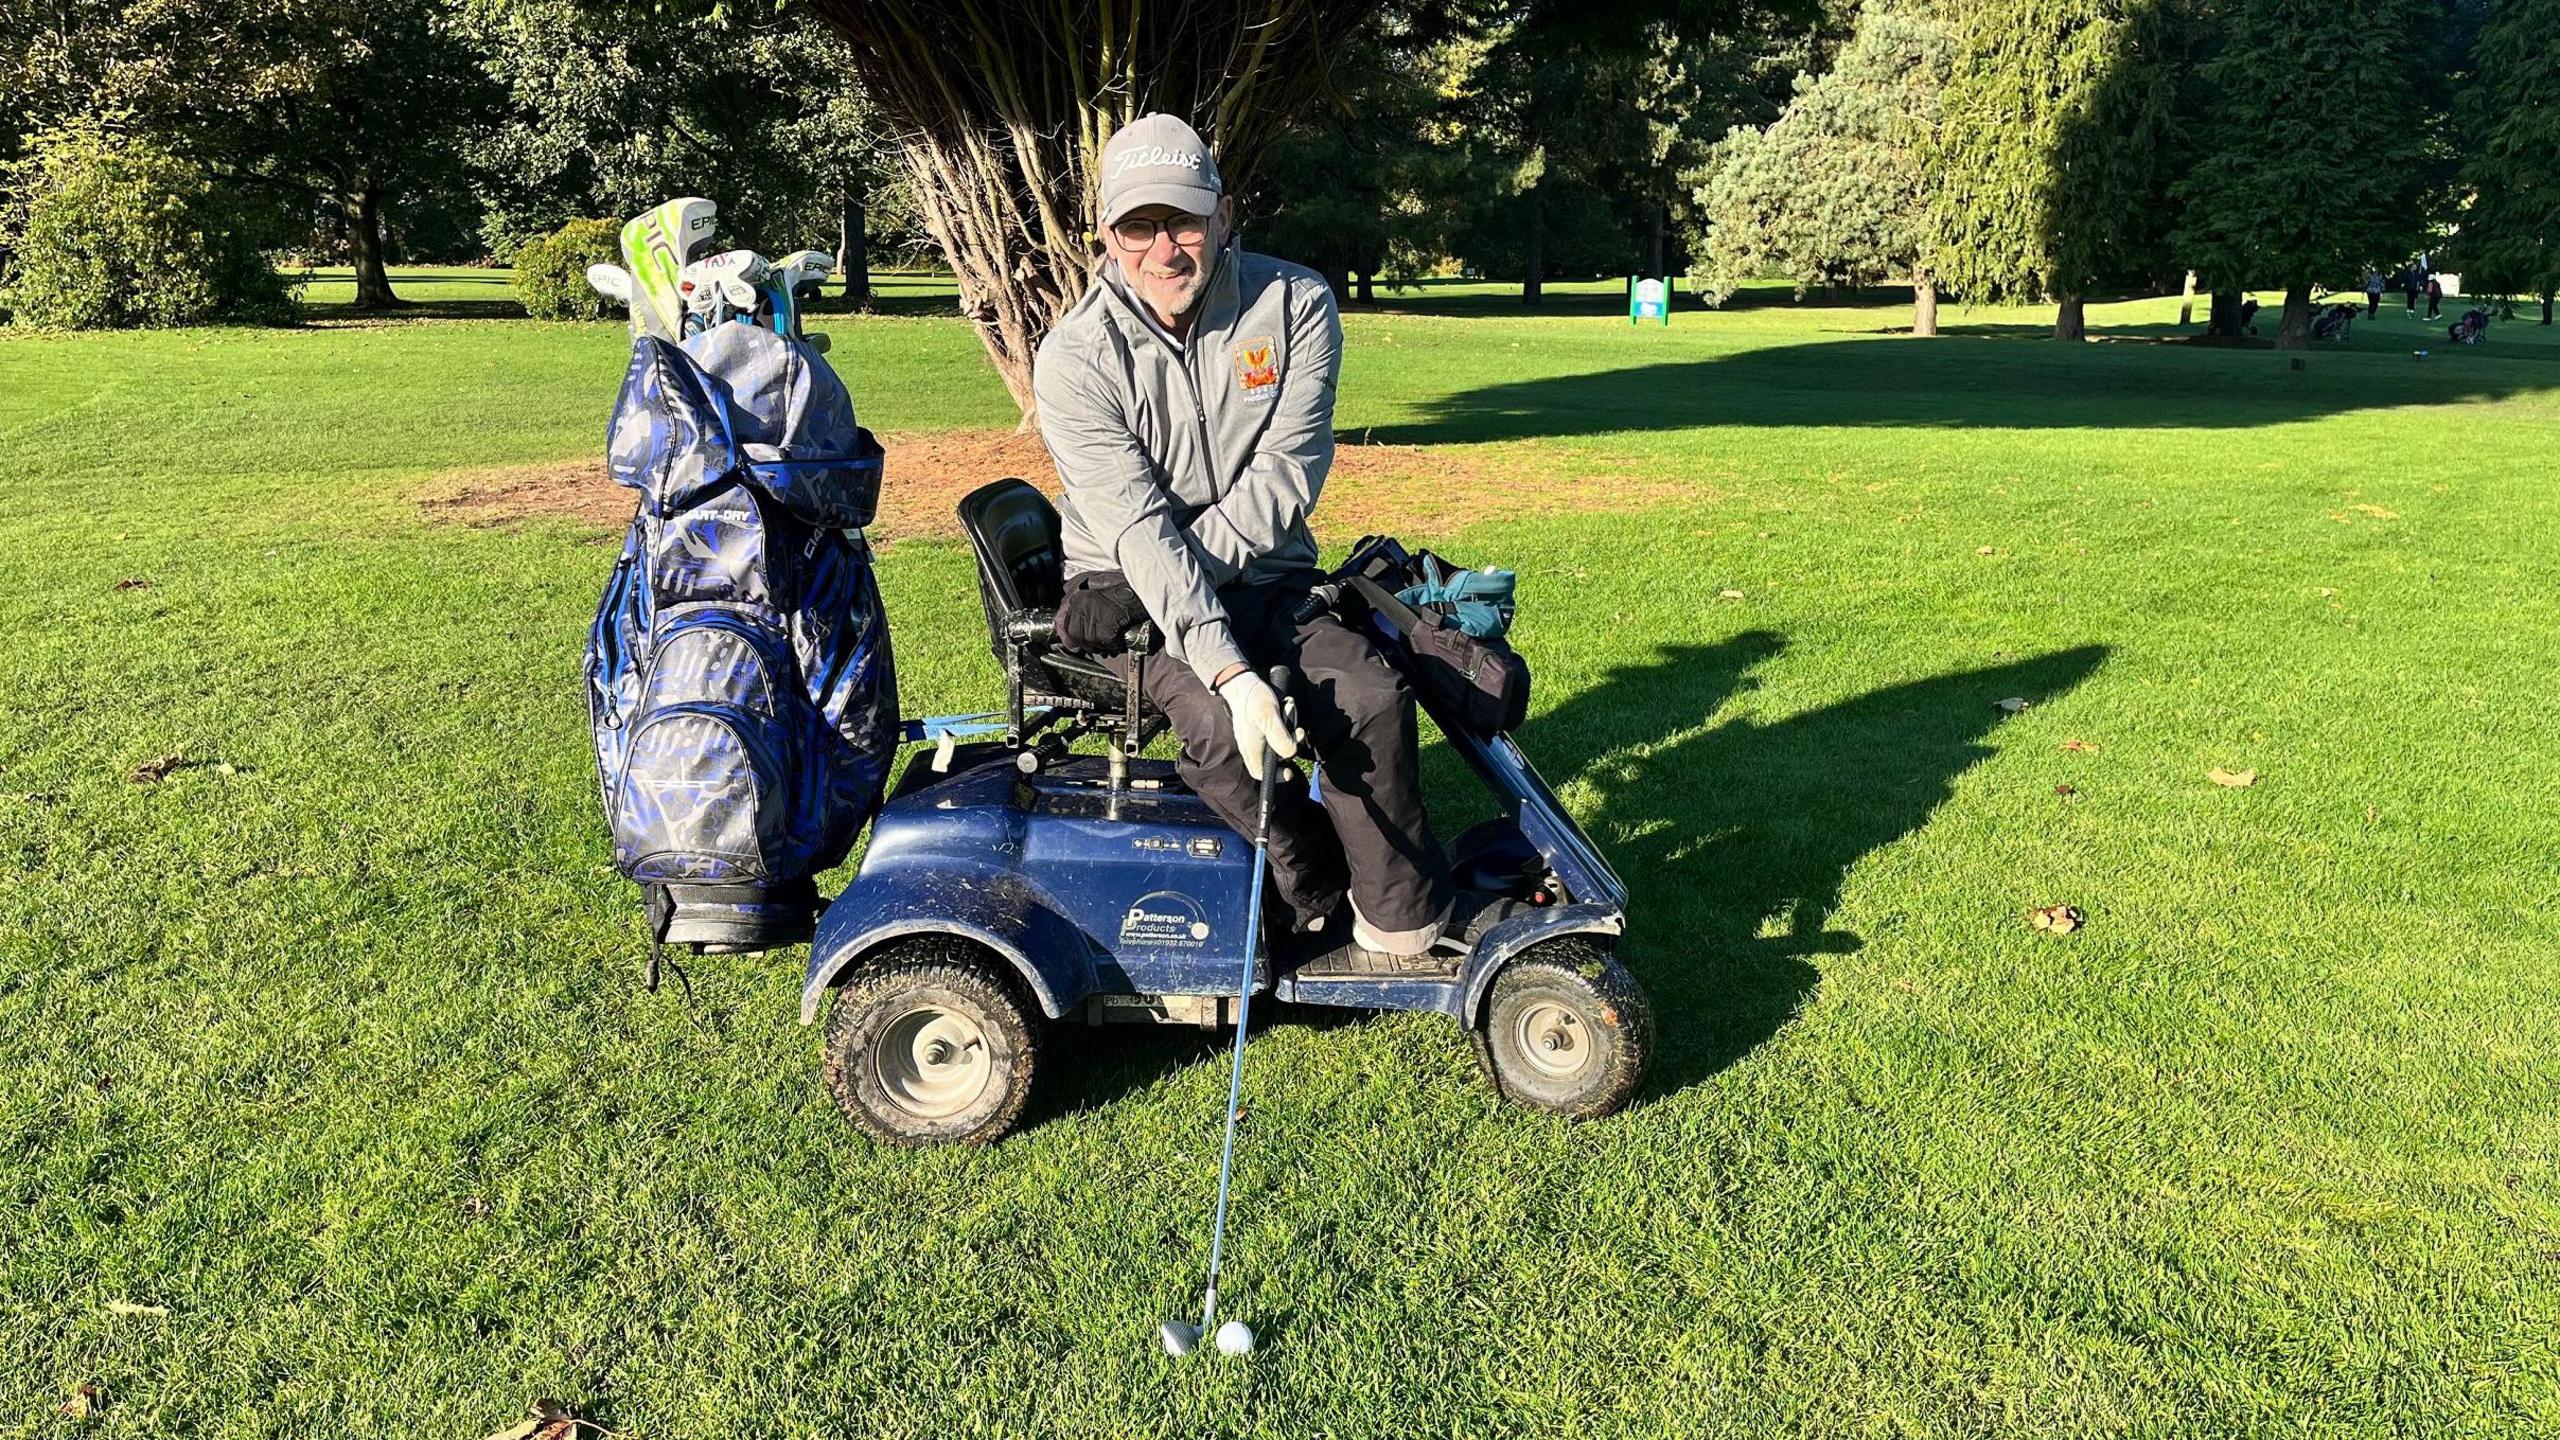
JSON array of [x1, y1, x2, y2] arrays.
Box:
[[822, 937, 1038, 1146], [1472, 938, 1651, 1119]]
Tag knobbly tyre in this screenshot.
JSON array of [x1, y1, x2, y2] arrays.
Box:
[[801, 488, 1653, 1146]]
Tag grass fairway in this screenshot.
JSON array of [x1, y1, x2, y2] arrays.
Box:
[[4, 270, 2559, 1438]]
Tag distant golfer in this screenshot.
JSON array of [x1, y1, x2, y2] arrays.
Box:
[[2404, 267, 2423, 317], [1030, 113, 1458, 975], [2426, 274, 2444, 320], [2364, 270, 2384, 319]]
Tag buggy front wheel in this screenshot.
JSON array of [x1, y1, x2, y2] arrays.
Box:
[[1473, 940, 1651, 1119], [822, 938, 1038, 1146]]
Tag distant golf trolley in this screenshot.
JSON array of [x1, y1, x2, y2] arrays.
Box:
[[799, 480, 1653, 1144]]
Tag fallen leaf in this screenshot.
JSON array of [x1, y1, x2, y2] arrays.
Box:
[[1717, 588, 1745, 600], [2027, 904, 2084, 934], [211, 761, 238, 776], [2317, 587, 2337, 597], [2208, 768, 2258, 788], [485, 1398, 587, 1440], [2054, 783, 2077, 796], [1975, 545, 1997, 556], [104, 1300, 169, 1317], [2349, 503, 2399, 519], [129, 754, 189, 784], [64, 1383, 99, 1419], [113, 577, 153, 591], [1994, 697, 2031, 714], [2061, 738, 2096, 753]]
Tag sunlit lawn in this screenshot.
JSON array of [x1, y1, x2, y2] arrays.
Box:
[[3, 267, 2556, 1437]]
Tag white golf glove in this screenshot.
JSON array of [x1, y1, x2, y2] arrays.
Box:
[[1217, 672, 1301, 782]]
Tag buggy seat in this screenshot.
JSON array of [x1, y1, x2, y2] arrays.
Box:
[[956, 478, 1167, 768]]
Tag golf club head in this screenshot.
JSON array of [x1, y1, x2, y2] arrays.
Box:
[[1158, 1320, 1200, 1357], [584, 263, 633, 305]]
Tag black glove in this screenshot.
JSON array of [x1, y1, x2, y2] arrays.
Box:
[[1055, 570, 1144, 655]]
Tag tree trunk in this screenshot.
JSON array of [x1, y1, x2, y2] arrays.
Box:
[[2206, 288, 2244, 338], [2274, 281, 2313, 350], [1321, 263, 1350, 303], [1647, 204, 1665, 281], [348, 186, 401, 310], [840, 197, 873, 312], [1912, 271, 1938, 336], [809, 2, 1365, 423], [2054, 293, 2086, 341], [1522, 188, 1545, 306], [1355, 270, 1374, 304], [2177, 269, 2196, 326], [2543, 291, 2553, 325]]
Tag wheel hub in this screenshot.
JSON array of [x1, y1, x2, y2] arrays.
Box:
[[1513, 1000, 1590, 1079], [872, 1002, 993, 1119]]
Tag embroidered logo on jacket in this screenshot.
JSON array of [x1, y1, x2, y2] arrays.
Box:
[[1235, 336, 1278, 391]]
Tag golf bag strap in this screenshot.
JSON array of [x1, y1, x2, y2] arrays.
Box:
[[642, 884, 694, 1002]]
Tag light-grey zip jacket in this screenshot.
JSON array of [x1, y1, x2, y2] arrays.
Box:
[[1032, 243, 1340, 685]]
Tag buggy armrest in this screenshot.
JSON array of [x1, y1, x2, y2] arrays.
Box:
[[1009, 610, 1157, 657]]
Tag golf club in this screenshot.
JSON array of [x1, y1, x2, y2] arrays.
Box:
[[585, 263, 634, 307], [1159, 668, 1296, 1361], [768, 249, 836, 337], [676, 250, 770, 335], [619, 196, 718, 342]]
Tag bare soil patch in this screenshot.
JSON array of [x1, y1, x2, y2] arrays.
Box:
[[413, 429, 1700, 542]]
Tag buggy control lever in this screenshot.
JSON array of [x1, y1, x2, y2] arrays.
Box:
[[1004, 612, 1057, 644]]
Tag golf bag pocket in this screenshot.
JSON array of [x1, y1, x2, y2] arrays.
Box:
[[744, 427, 884, 529], [611, 704, 789, 882]]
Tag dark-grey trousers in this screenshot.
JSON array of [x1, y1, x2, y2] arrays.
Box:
[[1108, 578, 1453, 946]]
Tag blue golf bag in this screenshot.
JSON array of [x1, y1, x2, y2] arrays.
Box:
[[585, 324, 898, 971]]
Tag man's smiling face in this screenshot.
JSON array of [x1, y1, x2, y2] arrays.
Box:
[[1111, 201, 1229, 328]]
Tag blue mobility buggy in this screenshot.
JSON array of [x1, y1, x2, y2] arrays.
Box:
[[799, 479, 1653, 1145]]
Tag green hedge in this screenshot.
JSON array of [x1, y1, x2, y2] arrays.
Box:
[[0, 121, 295, 329], [512, 218, 622, 321]]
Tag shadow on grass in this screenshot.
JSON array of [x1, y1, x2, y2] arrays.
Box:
[[1025, 635, 2106, 1124], [1362, 334, 2558, 443], [1524, 634, 2110, 1095]]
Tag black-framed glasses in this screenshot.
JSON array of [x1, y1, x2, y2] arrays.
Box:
[[1110, 213, 1210, 249]]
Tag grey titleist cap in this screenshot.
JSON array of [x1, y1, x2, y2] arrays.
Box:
[[1098, 113, 1223, 227]]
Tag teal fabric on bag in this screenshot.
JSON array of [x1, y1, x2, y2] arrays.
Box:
[[1396, 553, 1515, 639]]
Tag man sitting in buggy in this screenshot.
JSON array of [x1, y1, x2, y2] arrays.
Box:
[[1030, 114, 1461, 978]]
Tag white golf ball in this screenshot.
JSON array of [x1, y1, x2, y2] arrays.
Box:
[[1214, 1320, 1255, 1355]]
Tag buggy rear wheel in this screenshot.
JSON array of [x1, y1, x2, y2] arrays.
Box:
[[822, 938, 1038, 1146], [1473, 939, 1651, 1119]]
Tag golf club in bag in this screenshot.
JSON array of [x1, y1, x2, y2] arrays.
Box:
[[1159, 671, 1296, 1360], [586, 310, 898, 983]]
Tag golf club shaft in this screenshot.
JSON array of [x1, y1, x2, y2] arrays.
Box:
[[1198, 725, 1280, 1333]]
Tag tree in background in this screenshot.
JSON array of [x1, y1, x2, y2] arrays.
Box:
[[2172, 0, 2436, 347], [463, 0, 897, 303], [1689, 4, 1955, 333], [1250, 4, 1457, 301], [92, 0, 501, 309], [2450, 0, 2559, 323], [1929, 0, 2187, 340], [1432, 0, 1812, 302], [805, 1, 1377, 418]]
